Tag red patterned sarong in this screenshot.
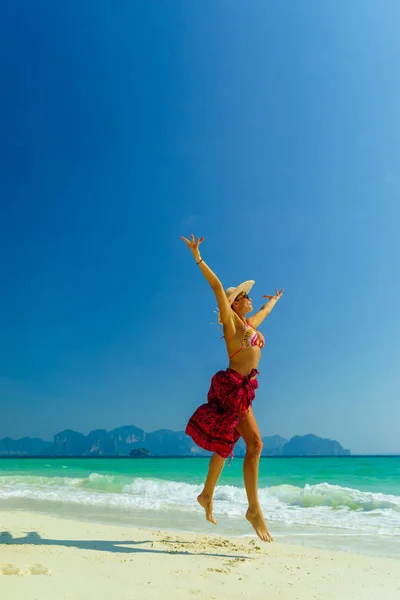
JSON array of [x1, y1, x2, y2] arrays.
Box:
[[185, 368, 259, 459]]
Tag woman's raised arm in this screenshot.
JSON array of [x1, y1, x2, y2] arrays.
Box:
[[181, 235, 233, 326]]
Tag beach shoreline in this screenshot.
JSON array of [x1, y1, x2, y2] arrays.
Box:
[[3, 496, 400, 560], [1, 509, 399, 600]]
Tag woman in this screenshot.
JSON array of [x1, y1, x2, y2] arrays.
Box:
[[181, 234, 283, 543]]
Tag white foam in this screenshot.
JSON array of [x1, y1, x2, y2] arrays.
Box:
[[1, 474, 399, 537]]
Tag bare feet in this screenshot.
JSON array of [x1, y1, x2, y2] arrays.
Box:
[[197, 493, 217, 525], [246, 507, 273, 542]]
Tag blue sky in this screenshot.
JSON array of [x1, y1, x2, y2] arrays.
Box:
[[0, 1, 399, 454]]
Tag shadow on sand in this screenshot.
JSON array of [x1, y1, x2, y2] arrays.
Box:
[[0, 531, 251, 559]]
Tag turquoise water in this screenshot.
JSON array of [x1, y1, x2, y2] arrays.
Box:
[[1, 457, 399, 557], [1, 456, 400, 494]]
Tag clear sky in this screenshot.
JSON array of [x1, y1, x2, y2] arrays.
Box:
[[0, 1, 399, 454]]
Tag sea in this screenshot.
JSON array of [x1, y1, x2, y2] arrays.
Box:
[[1, 456, 399, 558]]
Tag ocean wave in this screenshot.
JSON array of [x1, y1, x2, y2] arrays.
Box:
[[1, 474, 400, 535], [264, 483, 400, 511]]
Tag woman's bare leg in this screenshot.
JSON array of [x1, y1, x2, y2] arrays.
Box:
[[197, 452, 226, 524], [236, 407, 273, 542]]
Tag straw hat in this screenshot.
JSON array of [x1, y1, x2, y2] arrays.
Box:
[[217, 280, 255, 323]]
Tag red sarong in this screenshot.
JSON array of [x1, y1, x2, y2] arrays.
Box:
[[185, 368, 259, 459]]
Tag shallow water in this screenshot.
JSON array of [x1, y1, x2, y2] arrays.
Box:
[[1, 457, 399, 557]]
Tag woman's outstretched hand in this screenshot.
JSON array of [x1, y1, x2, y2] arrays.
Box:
[[263, 289, 284, 301], [180, 234, 204, 261]]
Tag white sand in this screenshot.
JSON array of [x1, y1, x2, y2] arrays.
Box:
[[1, 510, 399, 600]]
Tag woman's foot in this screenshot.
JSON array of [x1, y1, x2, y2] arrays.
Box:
[[197, 493, 217, 524], [246, 507, 273, 542]]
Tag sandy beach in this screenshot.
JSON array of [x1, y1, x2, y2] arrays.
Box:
[[0, 510, 399, 600]]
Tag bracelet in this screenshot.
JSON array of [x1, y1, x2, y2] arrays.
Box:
[[197, 258, 203, 265]]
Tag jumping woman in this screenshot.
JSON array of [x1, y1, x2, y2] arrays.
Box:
[[181, 234, 283, 542]]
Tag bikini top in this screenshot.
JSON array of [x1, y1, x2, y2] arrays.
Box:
[[228, 321, 265, 359]]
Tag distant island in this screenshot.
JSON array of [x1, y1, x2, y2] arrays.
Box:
[[0, 426, 350, 457]]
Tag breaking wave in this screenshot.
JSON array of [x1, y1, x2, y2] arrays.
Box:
[[1, 474, 400, 536]]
